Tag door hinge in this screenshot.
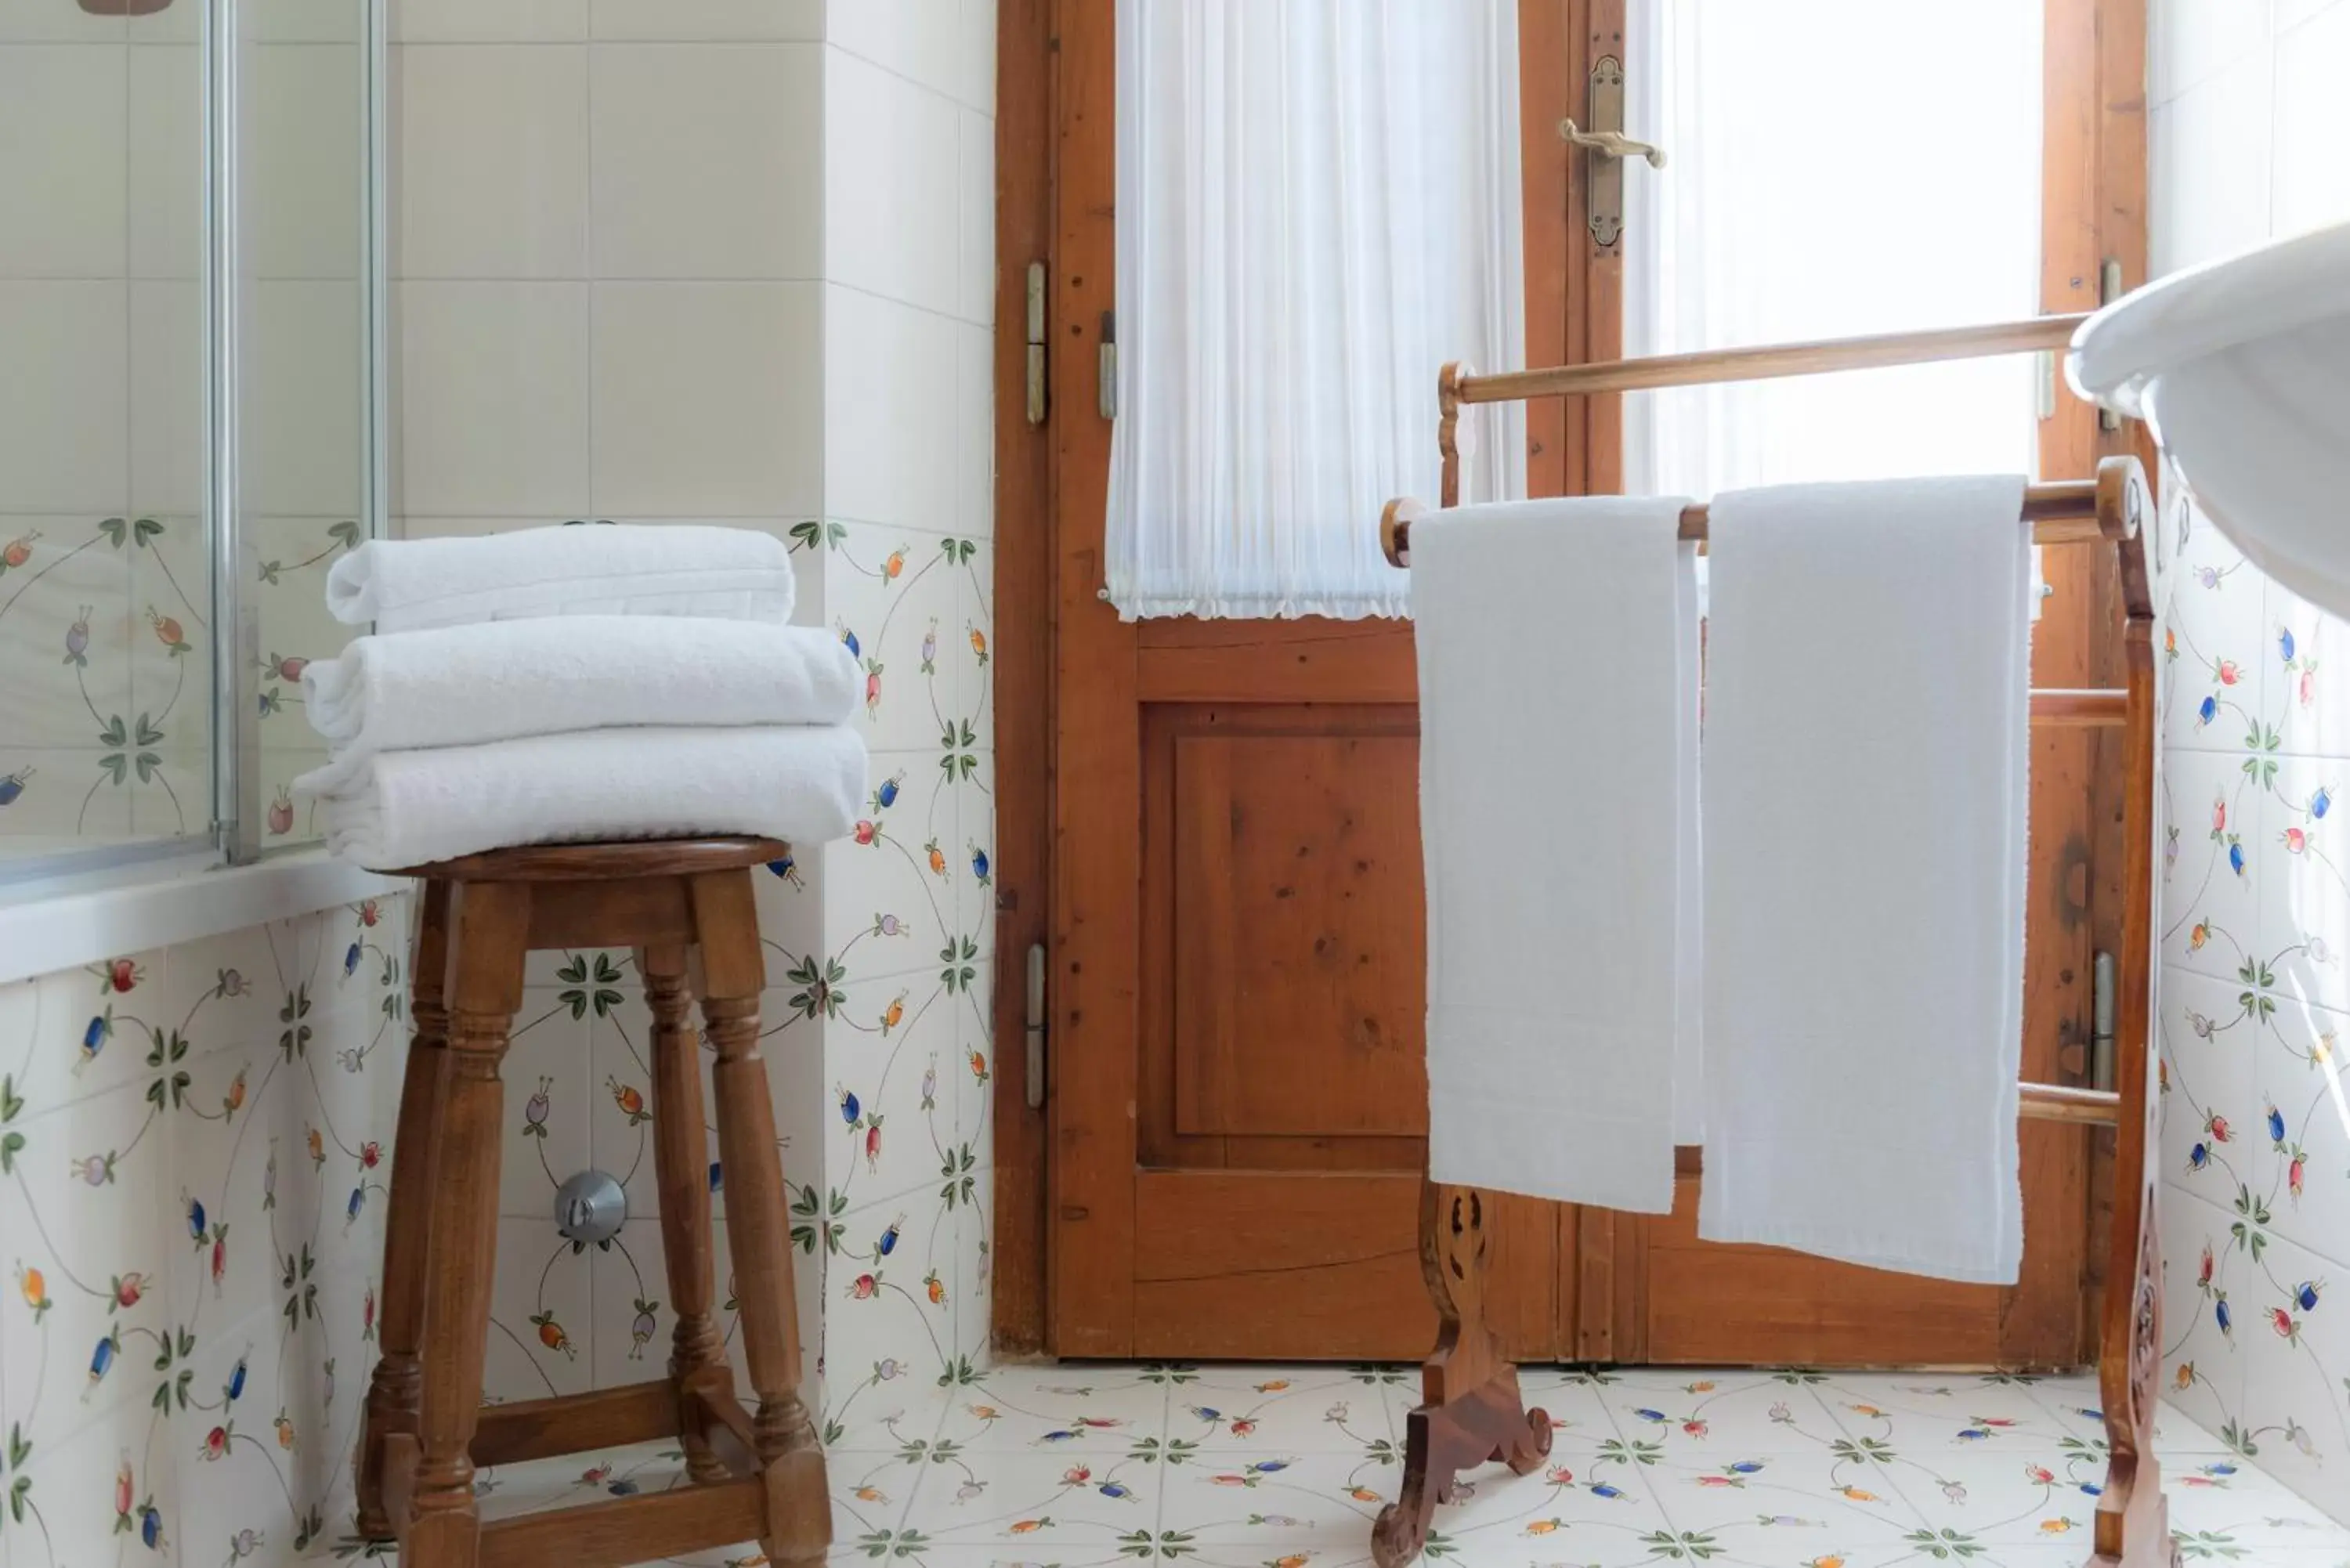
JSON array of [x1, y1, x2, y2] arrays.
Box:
[[1024, 941, 1047, 1110], [2090, 950, 2117, 1091], [1097, 310, 1118, 421], [1025, 261, 1048, 426], [2036, 350, 2058, 421]]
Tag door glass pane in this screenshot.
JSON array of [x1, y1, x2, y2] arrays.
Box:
[[0, 2, 212, 863], [1625, 0, 2046, 497]]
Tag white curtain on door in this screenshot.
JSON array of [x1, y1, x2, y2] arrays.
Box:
[[1623, 0, 2045, 501], [1104, 0, 1524, 620]]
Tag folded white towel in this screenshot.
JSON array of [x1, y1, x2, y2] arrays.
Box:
[[1698, 475, 2031, 1284], [325, 524, 797, 632], [303, 617, 859, 758], [296, 725, 868, 870], [1414, 496, 1699, 1214]]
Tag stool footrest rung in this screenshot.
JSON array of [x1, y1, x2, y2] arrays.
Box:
[[470, 1378, 680, 1469], [685, 1378, 763, 1478], [479, 1474, 769, 1568]]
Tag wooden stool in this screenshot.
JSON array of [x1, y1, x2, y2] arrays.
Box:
[[353, 838, 828, 1568]]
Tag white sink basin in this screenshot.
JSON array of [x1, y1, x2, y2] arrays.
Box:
[[2068, 221, 2350, 613]]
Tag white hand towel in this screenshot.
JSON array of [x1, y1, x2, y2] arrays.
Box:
[[295, 725, 868, 870], [325, 524, 797, 632], [1413, 496, 1699, 1213], [1698, 475, 2031, 1284], [302, 617, 859, 758]]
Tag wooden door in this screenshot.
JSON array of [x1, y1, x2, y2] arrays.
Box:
[[1000, 0, 2143, 1365]]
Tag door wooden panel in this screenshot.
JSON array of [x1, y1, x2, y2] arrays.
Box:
[[1169, 721, 1426, 1141], [1629, 1178, 2007, 1367]]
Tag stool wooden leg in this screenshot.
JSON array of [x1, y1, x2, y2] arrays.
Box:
[[691, 869, 830, 1566], [642, 941, 732, 1485], [407, 880, 532, 1568], [357, 880, 454, 1538]]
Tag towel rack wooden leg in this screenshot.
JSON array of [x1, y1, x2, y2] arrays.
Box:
[[1369, 1183, 1551, 1568], [2092, 456, 2179, 1568]]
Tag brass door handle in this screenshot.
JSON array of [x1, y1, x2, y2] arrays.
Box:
[[1558, 117, 1666, 169]]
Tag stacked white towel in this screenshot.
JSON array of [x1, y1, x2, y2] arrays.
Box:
[[295, 526, 868, 869]]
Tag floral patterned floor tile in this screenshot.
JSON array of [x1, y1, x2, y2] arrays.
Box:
[[1639, 1449, 1933, 1541], [1874, 1446, 2112, 1548], [1170, 1365, 1405, 1453], [935, 1360, 1174, 1451], [283, 1367, 2350, 1567], [1585, 1366, 1854, 1455], [1420, 1454, 1687, 1568], [893, 1448, 1166, 1555], [1813, 1369, 2085, 1451]]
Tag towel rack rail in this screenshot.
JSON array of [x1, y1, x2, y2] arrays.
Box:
[[1373, 315, 2170, 1568], [1383, 478, 2113, 567]]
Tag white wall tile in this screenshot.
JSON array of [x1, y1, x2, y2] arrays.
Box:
[[0, 282, 128, 514], [0, 44, 126, 279], [826, 0, 991, 113], [590, 42, 822, 280], [956, 106, 994, 326], [823, 44, 959, 313], [822, 284, 957, 529], [398, 43, 591, 278], [2273, 0, 2350, 235], [2150, 0, 2275, 105], [245, 280, 364, 516], [953, 320, 993, 539], [2149, 52, 2275, 275], [248, 42, 366, 280], [392, 0, 588, 42], [398, 280, 591, 515], [0, 0, 124, 40], [591, 0, 823, 41], [128, 280, 204, 516], [590, 281, 822, 516], [244, 0, 364, 43], [127, 42, 201, 280]]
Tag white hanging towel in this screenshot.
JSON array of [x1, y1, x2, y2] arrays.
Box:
[[302, 617, 859, 760], [325, 524, 797, 632], [295, 724, 867, 870], [1413, 496, 1700, 1213], [1698, 475, 2031, 1284]]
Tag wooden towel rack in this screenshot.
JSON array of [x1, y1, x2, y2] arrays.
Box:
[[1373, 315, 2171, 1568]]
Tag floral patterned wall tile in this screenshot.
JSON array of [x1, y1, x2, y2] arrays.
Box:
[[484, 1212, 601, 1404], [0, 897, 404, 1568], [2160, 482, 2350, 1527], [826, 747, 960, 968], [2263, 756, 2350, 1013], [2257, 990, 2350, 1271], [2236, 1223, 2348, 1505], [2161, 746, 2265, 985], [0, 515, 226, 850], [2165, 1183, 2254, 1457], [2161, 495, 2265, 759], [2271, 576, 2350, 762], [2160, 966, 2262, 1201]]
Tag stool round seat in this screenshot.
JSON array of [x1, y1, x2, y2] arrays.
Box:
[[392, 836, 790, 882]]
